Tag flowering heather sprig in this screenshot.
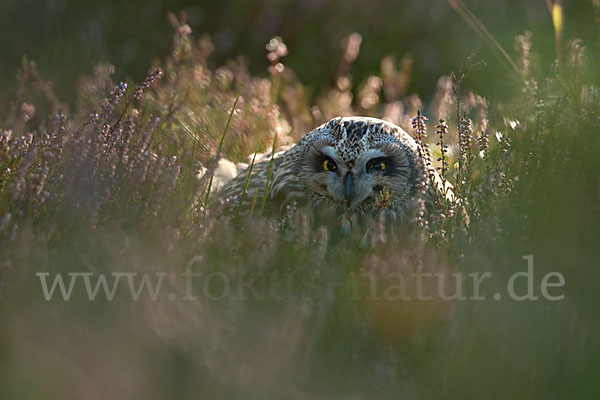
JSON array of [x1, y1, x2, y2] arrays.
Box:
[[358, 187, 395, 245], [216, 194, 240, 219], [411, 110, 428, 145], [274, 200, 297, 232], [459, 115, 474, 168], [5, 134, 33, 162], [28, 162, 50, 214], [76, 81, 128, 135], [476, 127, 490, 159], [9, 148, 37, 202], [435, 119, 450, 180], [410, 155, 430, 232], [103, 82, 128, 115], [412, 195, 428, 232], [115, 116, 134, 160], [452, 115, 476, 233], [457, 115, 475, 191], [53, 112, 66, 133], [514, 31, 533, 79], [107, 69, 164, 138], [375, 187, 394, 213], [133, 68, 164, 100], [411, 111, 434, 183]]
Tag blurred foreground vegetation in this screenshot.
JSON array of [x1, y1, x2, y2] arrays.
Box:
[[1, 1, 600, 399]]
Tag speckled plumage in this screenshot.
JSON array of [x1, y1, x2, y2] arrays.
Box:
[[220, 116, 435, 226]]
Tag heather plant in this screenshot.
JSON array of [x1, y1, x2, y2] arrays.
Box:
[[1, 7, 599, 399]]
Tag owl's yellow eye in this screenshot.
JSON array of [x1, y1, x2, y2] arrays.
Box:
[[368, 161, 387, 171], [322, 159, 337, 171]]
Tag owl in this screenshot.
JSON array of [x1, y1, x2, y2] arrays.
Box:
[[219, 116, 438, 228]]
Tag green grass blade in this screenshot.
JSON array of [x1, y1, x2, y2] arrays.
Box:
[[235, 142, 261, 218], [248, 188, 259, 217], [204, 86, 243, 205], [258, 134, 277, 216]]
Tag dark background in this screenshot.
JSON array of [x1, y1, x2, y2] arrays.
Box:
[[1, 0, 598, 106]]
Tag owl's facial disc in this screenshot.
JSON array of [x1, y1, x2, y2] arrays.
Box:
[[302, 145, 406, 211]]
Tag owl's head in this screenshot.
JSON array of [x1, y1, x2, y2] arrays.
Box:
[[294, 117, 421, 213]]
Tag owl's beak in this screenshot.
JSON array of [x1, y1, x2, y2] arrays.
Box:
[[344, 173, 355, 203]]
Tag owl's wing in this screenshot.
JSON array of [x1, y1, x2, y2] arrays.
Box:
[[218, 152, 302, 216]]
